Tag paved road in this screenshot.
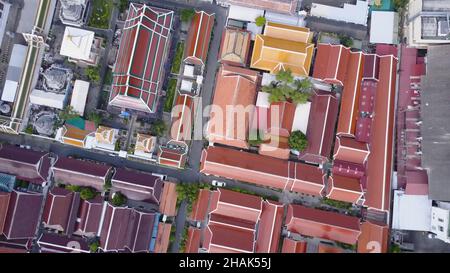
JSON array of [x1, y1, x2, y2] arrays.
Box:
[[171, 200, 187, 253]]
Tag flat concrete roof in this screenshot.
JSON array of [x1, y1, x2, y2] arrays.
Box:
[[421, 45, 450, 201]]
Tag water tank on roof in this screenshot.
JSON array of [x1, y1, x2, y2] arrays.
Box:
[[0, 103, 11, 114]]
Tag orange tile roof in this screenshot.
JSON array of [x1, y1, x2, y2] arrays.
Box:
[[170, 93, 194, 142], [333, 135, 370, 165], [326, 175, 363, 204], [251, 22, 313, 77], [281, 238, 307, 253], [207, 64, 259, 149], [185, 227, 202, 253], [357, 221, 389, 253], [286, 204, 361, 245], [159, 181, 177, 217], [154, 222, 171, 253], [200, 146, 324, 195]]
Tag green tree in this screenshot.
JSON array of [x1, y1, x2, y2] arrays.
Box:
[[276, 69, 294, 84], [85, 66, 101, 83], [151, 120, 167, 137], [180, 8, 195, 23], [103, 178, 112, 191], [393, 0, 409, 10], [59, 106, 79, 121], [80, 187, 97, 200], [289, 90, 311, 104], [88, 112, 103, 127], [288, 130, 308, 151], [294, 78, 313, 92], [89, 240, 99, 253], [111, 191, 127, 206], [25, 125, 34, 134], [66, 184, 81, 192], [339, 35, 354, 48], [118, 0, 128, 13], [255, 16, 266, 27]]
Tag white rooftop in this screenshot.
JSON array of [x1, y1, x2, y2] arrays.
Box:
[[181, 79, 193, 92], [228, 5, 264, 23], [311, 0, 369, 26], [1, 80, 18, 103], [256, 92, 270, 108], [60, 26, 94, 61], [265, 11, 306, 27], [370, 11, 399, 44], [30, 89, 66, 110], [392, 190, 432, 232], [292, 101, 311, 135], [183, 64, 195, 77], [70, 80, 90, 116]]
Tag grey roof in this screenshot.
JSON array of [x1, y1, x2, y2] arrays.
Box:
[[422, 0, 450, 12], [421, 45, 450, 201]]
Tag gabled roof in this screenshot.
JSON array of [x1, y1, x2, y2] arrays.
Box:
[[357, 220, 389, 253], [219, 27, 251, 66], [75, 195, 103, 234], [326, 175, 363, 204], [195, 189, 282, 253], [110, 3, 174, 113], [159, 181, 177, 217], [286, 204, 361, 245], [302, 90, 338, 161], [184, 11, 215, 66], [95, 126, 116, 145], [281, 238, 307, 253], [3, 190, 44, 239], [333, 135, 370, 165], [207, 64, 259, 149], [364, 55, 397, 212], [0, 192, 10, 235], [42, 187, 80, 234], [251, 22, 314, 76], [134, 133, 156, 154], [200, 146, 325, 195], [0, 145, 51, 184], [158, 145, 187, 169], [111, 168, 163, 204], [53, 157, 111, 178], [171, 93, 194, 142], [37, 233, 90, 253], [99, 202, 157, 253]]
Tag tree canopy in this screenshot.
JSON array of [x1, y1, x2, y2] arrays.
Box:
[[339, 35, 353, 48], [59, 106, 79, 121], [85, 66, 101, 83], [80, 187, 97, 200], [88, 112, 103, 127], [255, 16, 266, 27], [151, 120, 167, 137], [276, 69, 294, 83], [180, 9, 195, 23], [111, 191, 127, 206], [288, 130, 308, 151]]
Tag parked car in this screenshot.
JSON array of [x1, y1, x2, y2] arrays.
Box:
[[212, 180, 226, 187]]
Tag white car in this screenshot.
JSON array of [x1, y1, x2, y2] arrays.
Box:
[[212, 180, 226, 187]]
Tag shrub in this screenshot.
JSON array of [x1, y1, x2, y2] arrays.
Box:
[[255, 16, 266, 27], [180, 9, 195, 23], [111, 191, 127, 206], [288, 130, 308, 151]]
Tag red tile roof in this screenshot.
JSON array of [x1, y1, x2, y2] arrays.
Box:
[[37, 233, 90, 253], [326, 175, 363, 204], [158, 146, 187, 169], [53, 157, 111, 191], [313, 44, 364, 136], [99, 203, 157, 252], [0, 192, 10, 235], [208, 64, 259, 149], [357, 221, 389, 253], [302, 90, 338, 162], [42, 187, 80, 234], [191, 189, 210, 222], [200, 146, 324, 195], [75, 196, 103, 235], [364, 55, 397, 212], [333, 136, 370, 165], [110, 3, 174, 113], [112, 168, 163, 204], [171, 94, 194, 142], [3, 190, 44, 239], [281, 238, 307, 253], [332, 160, 365, 179], [286, 204, 361, 245], [0, 145, 51, 184], [192, 189, 283, 253], [318, 244, 343, 253], [185, 227, 201, 253], [184, 11, 215, 66]]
